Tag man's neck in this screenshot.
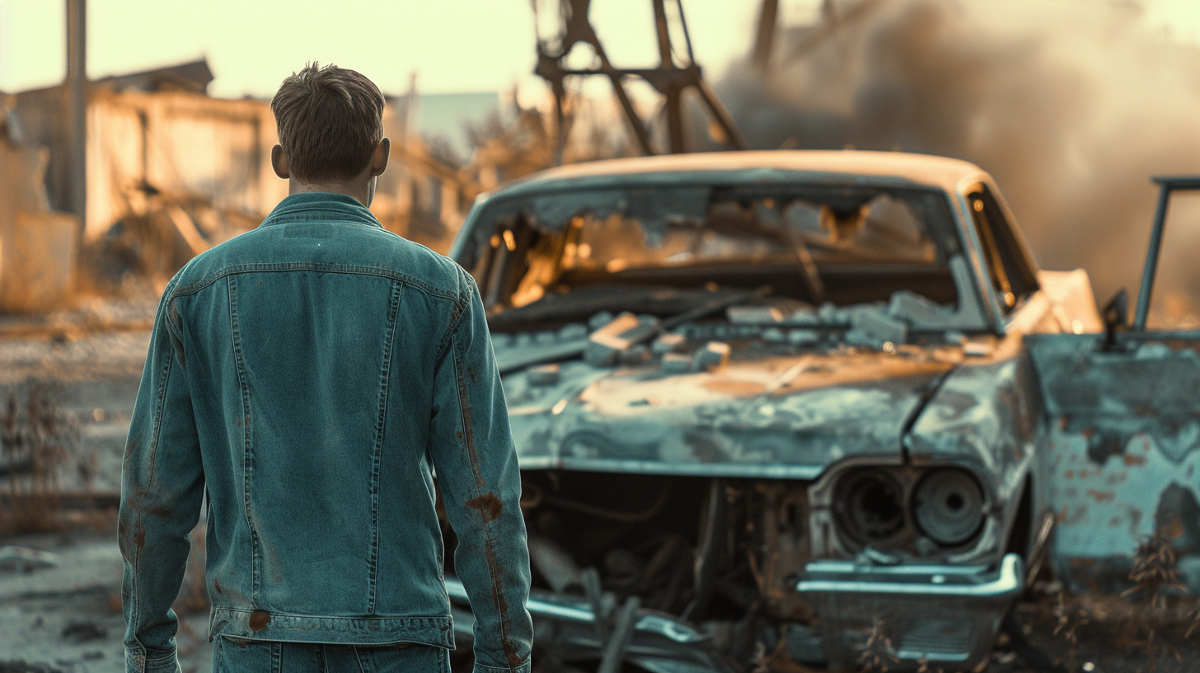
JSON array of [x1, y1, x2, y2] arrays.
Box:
[[288, 180, 371, 207]]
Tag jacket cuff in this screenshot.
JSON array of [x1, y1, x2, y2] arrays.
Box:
[[473, 661, 531, 673], [125, 648, 181, 673]]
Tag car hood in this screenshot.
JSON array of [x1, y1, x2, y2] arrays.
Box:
[[500, 346, 960, 479]]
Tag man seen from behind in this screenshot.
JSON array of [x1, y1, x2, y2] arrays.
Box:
[[118, 62, 533, 673]]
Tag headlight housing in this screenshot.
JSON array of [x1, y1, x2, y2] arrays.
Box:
[[825, 465, 989, 554], [834, 469, 907, 546], [911, 468, 985, 546]]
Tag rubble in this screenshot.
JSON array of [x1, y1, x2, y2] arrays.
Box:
[[0, 546, 58, 572]]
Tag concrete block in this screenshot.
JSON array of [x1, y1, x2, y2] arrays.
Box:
[[652, 332, 687, 354], [585, 312, 659, 367], [588, 310, 615, 330], [694, 341, 731, 372], [619, 344, 650, 366], [558, 322, 588, 340], [817, 302, 840, 324], [527, 364, 561, 386], [661, 353, 693, 373]]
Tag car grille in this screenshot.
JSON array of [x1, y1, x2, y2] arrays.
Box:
[[895, 618, 976, 661]]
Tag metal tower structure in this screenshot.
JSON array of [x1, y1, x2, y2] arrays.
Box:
[[533, 0, 746, 160]]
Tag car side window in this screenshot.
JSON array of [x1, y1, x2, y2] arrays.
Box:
[[966, 185, 1038, 313]]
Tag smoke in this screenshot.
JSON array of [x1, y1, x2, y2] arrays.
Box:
[[712, 0, 1200, 324]]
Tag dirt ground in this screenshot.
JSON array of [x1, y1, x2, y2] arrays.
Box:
[[1, 294, 1196, 673]]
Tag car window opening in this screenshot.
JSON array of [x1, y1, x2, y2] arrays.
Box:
[[470, 185, 973, 327]]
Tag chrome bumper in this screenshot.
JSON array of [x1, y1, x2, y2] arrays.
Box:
[[796, 553, 1024, 671]]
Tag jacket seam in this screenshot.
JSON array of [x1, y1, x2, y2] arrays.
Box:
[[263, 207, 379, 225], [126, 325, 175, 662], [367, 280, 404, 613], [434, 268, 470, 364], [226, 276, 262, 602], [212, 606, 452, 620], [169, 264, 460, 305], [450, 330, 519, 665]]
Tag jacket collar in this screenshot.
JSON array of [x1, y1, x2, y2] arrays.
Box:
[[259, 192, 382, 228]]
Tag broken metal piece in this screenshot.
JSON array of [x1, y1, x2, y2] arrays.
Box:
[[598, 596, 642, 673], [583, 567, 611, 644], [851, 306, 908, 346], [529, 535, 581, 593]]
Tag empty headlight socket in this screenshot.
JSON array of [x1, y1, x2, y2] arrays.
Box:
[[828, 465, 991, 556]]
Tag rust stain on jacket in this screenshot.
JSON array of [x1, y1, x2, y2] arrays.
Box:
[[466, 491, 503, 523], [483, 542, 522, 668], [248, 609, 271, 632]]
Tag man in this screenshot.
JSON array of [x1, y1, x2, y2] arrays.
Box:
[[118, 62, 532, 673]]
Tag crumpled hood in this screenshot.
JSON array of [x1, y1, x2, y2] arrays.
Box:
[[501, 347, 959, 479]]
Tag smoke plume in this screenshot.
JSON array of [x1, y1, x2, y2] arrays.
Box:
[[714, 0, 1200, 324]]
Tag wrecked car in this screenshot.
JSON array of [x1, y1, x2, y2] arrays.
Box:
[[441, 150, 1104, 672]]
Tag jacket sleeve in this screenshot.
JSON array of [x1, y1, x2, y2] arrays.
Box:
[[118, 279, 204, 673], [428, 267, 533, 673]]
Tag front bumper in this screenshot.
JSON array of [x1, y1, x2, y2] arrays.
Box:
[[796, 553, 1024, 671]]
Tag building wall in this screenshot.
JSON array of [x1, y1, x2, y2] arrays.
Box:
[[85, 90, 284, 241]]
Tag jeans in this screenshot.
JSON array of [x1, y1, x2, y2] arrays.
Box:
[[212, 637, 451, 672]]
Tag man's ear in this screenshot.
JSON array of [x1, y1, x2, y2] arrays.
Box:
[[370, 138, 390, 177], [271, 145, 289, 179]]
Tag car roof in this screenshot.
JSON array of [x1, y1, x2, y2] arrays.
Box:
[[489, 150, 986, 197]]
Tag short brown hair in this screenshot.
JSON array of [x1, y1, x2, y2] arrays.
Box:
[[270, 62, 386, 183]]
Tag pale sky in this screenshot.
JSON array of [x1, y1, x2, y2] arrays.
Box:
[[0, 0, 789, 98], [2, 0, 1196, 100], [1, 0, 1198, 99]]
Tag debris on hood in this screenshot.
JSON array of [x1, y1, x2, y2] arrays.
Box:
[[585, 312, 661, 367], [526, 364, 561, 386], [848, 305, 908, 348], [694, 342, 731, 372]]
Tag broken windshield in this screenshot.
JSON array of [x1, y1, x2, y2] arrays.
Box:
[[465, 183, 968, 326]]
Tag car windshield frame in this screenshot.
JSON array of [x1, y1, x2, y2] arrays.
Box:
[[452, 170, 991, 331]]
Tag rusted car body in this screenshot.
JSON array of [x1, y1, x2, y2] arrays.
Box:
[[443, 151, 1106, 671]]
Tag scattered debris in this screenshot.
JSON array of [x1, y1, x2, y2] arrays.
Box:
[[0, 662, 67, 673], [0, 545, 58, 572], [60, 621, 107, 643]]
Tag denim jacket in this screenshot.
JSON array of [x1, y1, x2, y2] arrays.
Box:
[[118, 193, 532, 673]]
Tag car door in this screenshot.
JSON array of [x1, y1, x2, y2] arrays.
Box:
[[1027, 177, 1200, 593]]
